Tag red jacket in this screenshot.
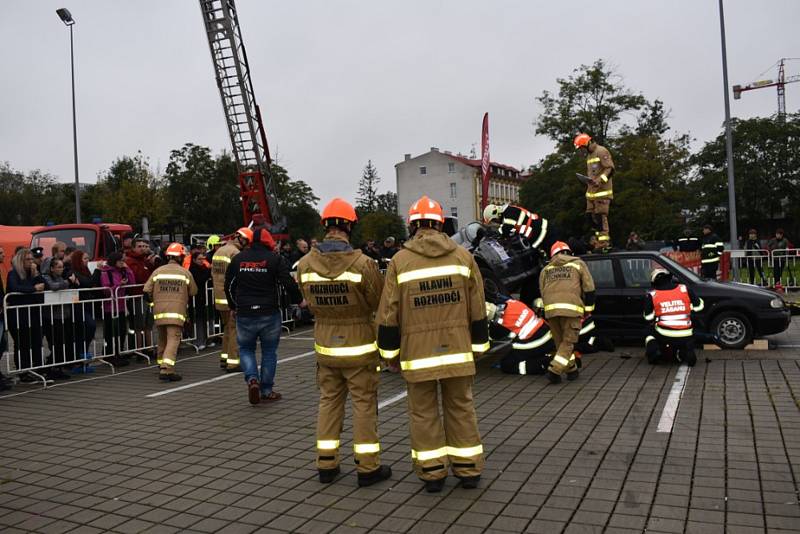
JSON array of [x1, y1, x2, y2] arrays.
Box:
[[125, 251, 155, 284]]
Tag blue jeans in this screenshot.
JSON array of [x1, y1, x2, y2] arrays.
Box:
[[236, 313, 282, 395]]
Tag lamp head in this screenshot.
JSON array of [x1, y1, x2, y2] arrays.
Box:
[[56, 8, 75, 26]]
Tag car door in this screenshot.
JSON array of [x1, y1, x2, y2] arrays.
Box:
[[583, 257, 623, 334], [618, 256, 667, 336]]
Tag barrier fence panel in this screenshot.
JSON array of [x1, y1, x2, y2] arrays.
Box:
[[771, 249, 800, 290], [727, 249, 771, 286], [2, 286, 118, 385], [204, 280, 223, 341]]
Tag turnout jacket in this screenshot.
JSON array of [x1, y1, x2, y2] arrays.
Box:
[[700, 233, 724, 264], [674, 235, 700, 252], [377, 228, 489, 383], [499, 205, 550, 250], [143, 262, 198, 327], [297, 236, 384, 368], [211, 241, 241, 311], [539, 253, 596, 319], [585, 144, 615, 200], [224, 243, 302, 317]]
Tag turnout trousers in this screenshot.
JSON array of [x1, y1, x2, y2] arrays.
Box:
[[645, 331, 697, 366], [406, 376, 484, 482], [316, 364, 381, 474], [547, 316, 581, 375], [586, 198, 611, 247], [157, 325, 183, 375], [220, 310, 240, 368]]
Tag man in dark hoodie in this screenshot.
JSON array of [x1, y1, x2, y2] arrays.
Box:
[[225, 227, 303, 404], [296, 198, 391, 488]]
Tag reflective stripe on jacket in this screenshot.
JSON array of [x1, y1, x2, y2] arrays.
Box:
[[585, 144, 615, 200], [539, 254, 595, 319], [143, 262, 198, 327], [211, 242, 240, 311]]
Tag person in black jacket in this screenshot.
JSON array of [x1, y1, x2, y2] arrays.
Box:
[[6, 248, 46, 380], [673, 228, 700, 252], [225, 227, 303, 404], [742, 229, 767, 286]]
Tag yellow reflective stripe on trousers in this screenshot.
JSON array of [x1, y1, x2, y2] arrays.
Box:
[[513, 330, 552, 350], [226, 358, 240, 365], [317, 439, 340, 450], [411, 447, 448, 461], [586, 190, 613, 198], [544, 303, 584, 314], [518, 361, 527, 374], [411, 444, 483, 461], [300, 271, 363, 283], [552, 354, 570, 367], [379, 348, 400, 359], [400, 352, 473, 371], [154, 312, 186, 321], [471, 341, 490, 353], [214, 298, 228, 305], [315, 342, 377, 357], [655, 326, 693, 338], [397, 265, 470, 284], [701, 257, 720, 264], [162, 357, 176, 366], [153, 274, 190, 284], [579, 321, 596, 336], [353, 442, 380, 454], [448, 444, 484, 458]]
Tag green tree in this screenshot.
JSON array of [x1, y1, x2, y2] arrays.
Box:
[[352, 211, 406, 247], [0, 163, 75, 225], [356, 160, 380, 214], [375, 191, 398, 214]]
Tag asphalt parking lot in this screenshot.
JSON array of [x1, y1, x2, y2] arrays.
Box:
[[1, 320, 800, 534]]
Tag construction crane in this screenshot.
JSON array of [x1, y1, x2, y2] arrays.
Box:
[[733, 58, 800, 121], [198, 0, 286, 237]]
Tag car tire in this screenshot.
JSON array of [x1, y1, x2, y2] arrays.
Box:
[[710, 311, 752, 350], [480, 267, 507, 301]]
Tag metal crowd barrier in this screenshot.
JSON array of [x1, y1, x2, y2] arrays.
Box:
[[723, 248, 799, 289]]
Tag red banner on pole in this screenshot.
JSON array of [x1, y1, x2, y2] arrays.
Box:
[[480, 112, 490, 210]]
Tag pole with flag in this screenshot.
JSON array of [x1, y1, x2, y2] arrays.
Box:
[[480, 112, 490, 210]]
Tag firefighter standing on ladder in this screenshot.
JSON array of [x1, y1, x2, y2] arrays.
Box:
[[212, 228, 252, 372], [377, 195, 489, 493], [144, 243, 198, 382], [296, 198, 392, 487], [574, 133, 615, 250]]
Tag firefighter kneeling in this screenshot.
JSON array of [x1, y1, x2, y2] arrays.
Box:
[[297, 198, 391, 487], [487, 299, 555, 375], [644, 269, 704, 366], [539, 241, 595, 383], [144, 243, 198, 382], [377, 195, 488, 493]]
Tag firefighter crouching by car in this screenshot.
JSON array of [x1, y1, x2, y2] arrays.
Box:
[[644, 269, 704, 366], [377, 195, 489, 493], [296, 198, 392, 487], [212, 228, 252, 372], [487, 299, 555, 375], [144, 243, 198, 382], [482, 203, 557, 255], [539, 241, 596, 383]]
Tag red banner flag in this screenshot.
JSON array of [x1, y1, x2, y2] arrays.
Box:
[[480, 112, 490, 210]]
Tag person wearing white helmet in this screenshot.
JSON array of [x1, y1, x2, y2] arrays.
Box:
[[643, 269, 704, 366]]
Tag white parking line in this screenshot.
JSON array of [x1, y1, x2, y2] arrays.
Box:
[[378, 390, 408, 410], [145, 350, 316, 398], [657, 366, 691, 433]]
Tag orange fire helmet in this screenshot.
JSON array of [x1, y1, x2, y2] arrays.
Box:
[[573, 133, 592, 149], [254, 227, 275, 250], [408, 195, 444, 223], [321, 197, 358, 225], [165, 242, 186, 257], [550, 241, 571, 257], [235, 227, 253, 243]]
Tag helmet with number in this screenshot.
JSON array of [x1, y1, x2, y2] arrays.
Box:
[[650, 268, 671, 284], [408, 195, 444, 223], [573, 133, 592, 149], [482, 204, 503, 224], [321, 198, 358, 226], [165, 242, 186, 257], [550, 241, 571, 257], [235, 227, 253, 243], [206, 235, 221, 247]]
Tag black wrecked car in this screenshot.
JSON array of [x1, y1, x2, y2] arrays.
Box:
[[581, 251, 791, 349]]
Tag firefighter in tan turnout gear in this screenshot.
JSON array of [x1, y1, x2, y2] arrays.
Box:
[[144, 243, 198, 382], [574, 133, 615, 250], [539, 241, 595, 384], [377, 195, 489, 493], [211, 227, 252, 372], [296, 198, 392, 487]]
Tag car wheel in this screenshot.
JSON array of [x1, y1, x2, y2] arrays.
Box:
[[710, 311, 752, 350], [480, 267, 507, 301]]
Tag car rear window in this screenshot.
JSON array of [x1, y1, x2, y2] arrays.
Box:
[[586, 259, 615, 288], [621, 258, 664, 288]]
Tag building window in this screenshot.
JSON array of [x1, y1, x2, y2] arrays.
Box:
[[419, 166, 427, 175], [450, 182, 457, 198], [448, 162, 455, 173], [451, 207, 458, 217]]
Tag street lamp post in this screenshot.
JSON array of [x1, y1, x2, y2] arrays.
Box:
[[718, 0, 738, 268], [56, 8, 81, 224]]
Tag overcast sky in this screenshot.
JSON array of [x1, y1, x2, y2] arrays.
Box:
[[1, 0, 798, 214]]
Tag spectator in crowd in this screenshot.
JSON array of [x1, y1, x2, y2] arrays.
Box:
[[188, 250, 211, 348], [381, 236, 398, 259], [0, 247, 10, 390], [742, 229, 767, 286], [31, 247, 44, 270], [768, 229, 795, 289], [290, 239, 309, 267], [42, 241, 69, 277], [361, 240, 381, 261], [7, 248, 45, 382], [122, 232, 135, 253], [41, 258, 77, 380], [626, 231, 646, 251], [97, 251, 135, 367], [69, 250, 97, 370], [125, 238, 158, 352], [280, 241, 293, 262]]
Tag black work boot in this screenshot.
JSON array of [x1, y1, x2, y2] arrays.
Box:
[[546, 371, 562, 384], [683, 350, 697, 367], [357, 465, 392, 487], [226, 365, 243, 373], [159, 373, 182, 382], [424, 478, 446, 493], [220, 359, 227, 369], [319, 466, 340, 483], [457, 475, 480, 489], [566, 369, 579, 381]]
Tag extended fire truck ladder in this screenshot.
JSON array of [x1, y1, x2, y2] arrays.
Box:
[[198, 0, 286, 235]]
